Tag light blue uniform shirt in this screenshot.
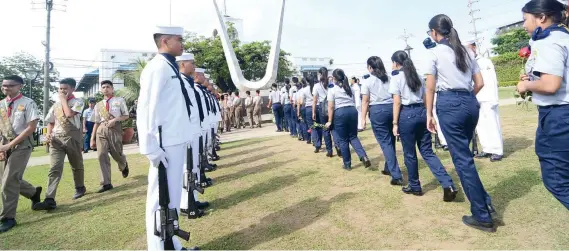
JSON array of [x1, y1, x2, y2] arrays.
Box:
[[282, 91, 291, 105], [312, 82, 328, 103], [526, 30, 569, 106], [269, 90, 282, 104], [302, 86, 314, 107], [361, 74, 393, 105], [425, 43, 480, 92], [388, 71, 425, 105], [328, 85, 355, 109]]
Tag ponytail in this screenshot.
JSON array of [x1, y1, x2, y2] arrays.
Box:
[[366, 56, 389, 83], [428, 14, 470, 73], [332, 69, 353, 97], [391, 50, 422, 93]]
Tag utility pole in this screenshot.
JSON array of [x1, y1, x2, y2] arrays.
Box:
[[169, 0, 172, 25], [468, 0, 482, 54], [43, 0, 53, 118], [398, 29, 414, 59], [223, 0, 227, 16]]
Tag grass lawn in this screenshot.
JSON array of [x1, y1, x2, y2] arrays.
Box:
[[2, 105, 568, 249], [30, 146, 50, 158], [498, 86, 517, 100]]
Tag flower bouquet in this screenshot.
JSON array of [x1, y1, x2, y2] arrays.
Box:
[[515, 46, 533, 99]]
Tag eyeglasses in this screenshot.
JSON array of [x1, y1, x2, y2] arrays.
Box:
[[426, 30, 432, 36]]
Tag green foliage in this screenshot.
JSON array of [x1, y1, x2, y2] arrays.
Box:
[[490, 28, 530, 55], [0, 52, 59, 114], [114, 59, 145, 107], [492, 52, 524, 85], [498, 81, 518, 87], [120, 118, 134, 128], [184, 22, 295, 92]]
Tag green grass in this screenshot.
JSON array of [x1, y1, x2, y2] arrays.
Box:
[[30, 146, 50, 158], [2, 105, 568, 249], [498, 86, 516, 100]]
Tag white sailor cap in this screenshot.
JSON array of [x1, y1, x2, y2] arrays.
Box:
[[195, 68, 205, 73], [153, 26, 184, 36], [175, 53, 194, 62]]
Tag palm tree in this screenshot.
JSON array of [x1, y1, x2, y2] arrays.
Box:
[[114, 59, 146, 105]]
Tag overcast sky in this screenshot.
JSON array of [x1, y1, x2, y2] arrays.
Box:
[[0, 0, 528, 81]]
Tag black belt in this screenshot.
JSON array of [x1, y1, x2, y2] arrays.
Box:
[[403, 103, 424, 108]]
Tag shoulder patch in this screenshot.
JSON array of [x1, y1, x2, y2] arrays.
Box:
[[17, 104, 25, 111]]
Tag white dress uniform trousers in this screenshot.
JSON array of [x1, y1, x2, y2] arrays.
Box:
[[475, 56, 503, 155]]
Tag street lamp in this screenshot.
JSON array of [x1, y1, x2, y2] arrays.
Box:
[[24, 69, 41, 99]]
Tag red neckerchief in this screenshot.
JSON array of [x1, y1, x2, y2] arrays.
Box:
[[104, 96, 113, 111], [6, 93, 23, 117]]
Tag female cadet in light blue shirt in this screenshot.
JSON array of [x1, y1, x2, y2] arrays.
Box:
[[389, 50, 457, 201], [425, 14, 495, 232], [283, 84, 293, 136], [267, 83, 284, 132], [361, 56, 403, 186], [325, 69, 371, 170], [300, 77, 315, 145], [312, 67, 334, 156], [517, 0, 569, 211]]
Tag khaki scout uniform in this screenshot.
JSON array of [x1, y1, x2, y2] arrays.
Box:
[[44, 97, 85, 199], [245, 96, 254, 128], [91, 97, 129, 186], [252, 95, 263, 127], [0, 95, 40, 220], [223, 99, 232, 132], [228, 96, 235, 128], [233, 96, 243, 129]]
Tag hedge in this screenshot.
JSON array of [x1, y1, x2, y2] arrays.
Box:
[[492, 52, 523, 86], [498, 81, 518, 87]]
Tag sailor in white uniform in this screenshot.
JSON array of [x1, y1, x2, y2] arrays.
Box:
[[465, 40, 504, 161], [138, 26, 196, 250]]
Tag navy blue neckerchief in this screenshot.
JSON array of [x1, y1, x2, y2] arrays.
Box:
[[182, 73, 204, 123], [532, 23, 569, 41], [160, 53, 193, 120], [391, 70, 400, 76], [196, 84, 211, 113], [207, 90, 217, 114]]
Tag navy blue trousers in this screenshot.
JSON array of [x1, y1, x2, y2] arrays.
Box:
[[284, 104, 292, 133], [300, 106, 310, 142], [437, 91, 493, 223], [305, 106, 318, 148], [370, 104, 402, 180], [83, 121, 94, 151], [272, 103, 284, 131], [287, 104, 297, 136], [333, 106, 367, 167], [316, 105, 333, 154], [398, 104, 455, 191], [536, 104, 569, 210]]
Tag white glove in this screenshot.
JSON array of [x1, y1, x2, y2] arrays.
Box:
[[146, 149, 169, 168]]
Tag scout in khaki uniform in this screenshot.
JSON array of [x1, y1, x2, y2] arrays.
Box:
[[252, 90, 263, 128], [0, 75, 42, 233], [223, 94, 232, 132], [244, 91, 254, 128], [34, 78, 86, 211], [233, 91, 243, 129], [90, 80, 130, 193]]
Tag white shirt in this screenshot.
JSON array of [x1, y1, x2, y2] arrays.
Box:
[[82, 107, 94, 122], [351, 84, 362, 108], [289, 85, 298, 102], [269, 90, 282, 104], [245, 96, 253, 107], [361, 75, 393, 105], [137, 54, 194, 155], [425, 42, 480, 92], [328, 85, 355, 109], [312, 82, 328, 103], [475, 56, 499, 103], [527, 30, 569, 106], [301, 86, 314, 107], [388, 71, 425, 105]]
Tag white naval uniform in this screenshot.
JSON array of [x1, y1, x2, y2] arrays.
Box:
[[352, 83, 363, 130], [180, 76, 206, 211], [138, 54, 194, 251], [207, 90, 218, 156], [475, 55, 503, 155]]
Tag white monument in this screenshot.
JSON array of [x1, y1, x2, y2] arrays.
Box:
[[213, 0, 285, 91]]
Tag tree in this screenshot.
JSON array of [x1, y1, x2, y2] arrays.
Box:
[[491, 28, 530, 55], [114, 59, 145, 106], [184, 23, 295, 92], [0, 52, 59, 114]]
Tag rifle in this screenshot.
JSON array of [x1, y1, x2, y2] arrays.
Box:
[[183, 146, 204, 219], [198, 136, 212, 188], [471, 131, 479, 157], [154, 126, 190, 249]]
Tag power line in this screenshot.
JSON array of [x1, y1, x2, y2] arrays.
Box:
[[468, 0, 482, 54]]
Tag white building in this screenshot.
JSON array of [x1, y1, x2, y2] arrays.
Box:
[[76, 49, 156, 96], [292, 56, 334, 80]]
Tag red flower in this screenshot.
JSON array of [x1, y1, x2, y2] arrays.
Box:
[[518, 46, 531, 59]]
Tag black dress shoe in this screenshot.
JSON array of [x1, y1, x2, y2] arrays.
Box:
[[211, 155, 220, 161], [0, 218, 16, 233], [326, 152, 333, 157], [196, 201, 210, 210], [443, 187, 458, 202], [361, 156, 371, 168], [122, 164, 129, 178], [490, 154, 503, 162], [182, 246, 200, 250], [402, 186, 423, 196], [306, 141, 311, 144], [32, 198, 57, 211], [390, 179, 404, 186], [314, 148, 320, 153], [73, 186, 86, 200], [381, 170, 391, 176], [30, 187, 42, 207], [475, 152, 491, 159], [97, 184, 114, 193], [462, 215, 496, 232]]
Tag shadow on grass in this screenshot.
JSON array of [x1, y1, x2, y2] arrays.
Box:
[[203, 192, 356, 250], [220, 138, 269, 151], [221, 152, 279, 168], [488, 169, 541, 222], [220, 145, 278, 160], [18, 175, 147, 228], [215, 160, 293, 185], [210, 171, 317, 210], [503, 136, 534, 157]]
